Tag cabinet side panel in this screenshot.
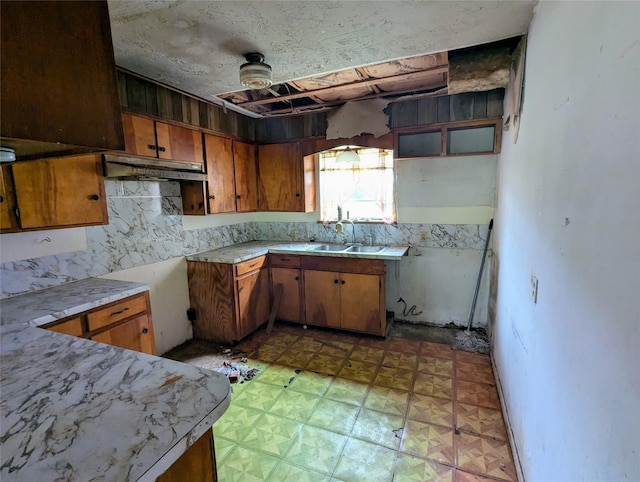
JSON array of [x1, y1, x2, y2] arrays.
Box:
[[187, 261, 236, 343], [303, 154, 316, 213]]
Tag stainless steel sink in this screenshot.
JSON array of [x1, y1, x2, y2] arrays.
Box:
[[312, 244, 348, 252], [346, 245, 385, 253]]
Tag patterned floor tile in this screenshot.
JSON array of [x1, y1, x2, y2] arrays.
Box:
[[455, 433, 516, 481], [363, 386, 409, 417], [217, 445, 279, 482], [276, 349, 315, 369], [307, 397, 361, 435], [358, 337, 389, 350], [240, 412, 301, 456], [408, 393, 454, 427], [401, 420, 455, 465], [265, 332, 301, 347], [413, 373, 454, 399], [455, 380, 501, 410], [456, 361, 496, 386], [374, 366, 414, 391], [306, 353, 346, 375], [387, 338, 423, 354], [287, 370, 333, 396], [213, 404, 264, 442], [323, 377, 369, 406], [393, 454, 454, 482], [233, 380, 283, 411], [284, 425, 348, 475], [318, 341, 354, 358], [268, 389, 320, 422], [338, 359, 378, 384], [455, 403, 508, 441], [421, 342, 454, 360], [381, 351, 418, 371], [454, 469, 505, 482], [257, 365, 300, 387], [351, 407, 404, 450], [294, 336, 325, 353], [348, 345, 385, 364], [213, 435, 236, 465], [333, 438, 396, 482], [455, 351, 491, 366], [268, 461, 331, 482], [253, 344, 287, 363], [418, 356, 454, 378]]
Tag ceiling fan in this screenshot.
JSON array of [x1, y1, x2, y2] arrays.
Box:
[[239, 52, 285, 100]]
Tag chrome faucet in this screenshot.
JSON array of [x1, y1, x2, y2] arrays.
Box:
[[335, 219, 356, 245]]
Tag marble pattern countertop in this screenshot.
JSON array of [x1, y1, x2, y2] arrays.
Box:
[[0, 278, 231, 482], [186, 240, 410, 264]]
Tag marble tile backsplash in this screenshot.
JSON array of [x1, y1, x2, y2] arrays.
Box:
[[1, 180, 488, 298]]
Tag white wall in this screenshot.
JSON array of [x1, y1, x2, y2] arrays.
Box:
[[492, 3, 640, 481], [100, 257, 192, 355]]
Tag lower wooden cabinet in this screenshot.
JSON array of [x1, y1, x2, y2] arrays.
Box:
[[42, 292, 156, 355], [157, 429, 217, 482], [187, 256, 270, 344], [270, 254, 302, 323]]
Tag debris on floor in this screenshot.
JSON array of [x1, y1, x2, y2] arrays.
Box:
[[215, 361, 261, 383]]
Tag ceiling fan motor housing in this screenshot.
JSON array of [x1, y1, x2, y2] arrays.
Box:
[[240, 52, 273, 90]]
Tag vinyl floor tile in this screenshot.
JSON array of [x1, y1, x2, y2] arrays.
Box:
[[413, 372, 454, 399], [294, 336, 325, 353], [338, 359, 378, 384], [240, 412, 301, 457], [386, 337, 423, 354], [324, 377, 369, 406], [374, 366, 414, 391], [401, 419, 455, 465], [348, 345, 385, 364], [418, 356, 454, 378], [268, 389, 320, 422], [287, 370, 333, 396], [381, 351, 418, 371], [393, 454, 454, 482], [408, 393, 454, 427], [364, 386, 410, 417], [214, 404, 263, 442], [307, 397, 361, 435], [276, 349, 315, 369], [456, 380, 501, 410], [268, 460, 331, 482], [217, 445, 279, 482], [456, 403, 508, 441], [306, 353, 346, 375], [421, 342, 454, 360], [455, 433, 516, 481], [333, 438, 396, 482], [351, 408, 404, 449], [213, 435, 236, 465], [454, 469, 506, 482], [284, 425, 348, 475], [456, 361, 496, 386], [257, 364, 300, 387], [232, 380, 283, 411], [455, 351, 492, 366]]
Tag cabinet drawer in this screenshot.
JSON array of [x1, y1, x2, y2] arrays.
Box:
[[86, 294, 148, 332], [45, 316, 84, 337], [235, 255, 267, 277], [270, 254, 300, 267]]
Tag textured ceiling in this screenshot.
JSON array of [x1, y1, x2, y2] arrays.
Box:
[[108, 1, 536, 112]]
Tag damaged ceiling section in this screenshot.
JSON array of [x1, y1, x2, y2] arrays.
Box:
[[216, 37, 522, 118]]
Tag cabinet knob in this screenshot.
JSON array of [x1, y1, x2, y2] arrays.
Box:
[[90, 194, 100, 201], [0, 195, 4, 203], [208, 195, 215, 200], [158, 146, 166, 152], [236, 195, 242, 199], [147, 144, 157, 151], [295, 193, 301, 197], [142, 328, 149, 334], [341, 280, 346, 285], [334, 279, 339, 284], [294, 276, 299, 281]]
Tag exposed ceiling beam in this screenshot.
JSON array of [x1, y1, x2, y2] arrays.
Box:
[[237, 65, 449, 109]]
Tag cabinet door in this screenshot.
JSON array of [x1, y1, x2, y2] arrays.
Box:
[[340, 273, 382, 334], [271, 267, 301, 322], [0, 166, 17, 232], [233, 141, 258, 212], [156, 122, 204, 168], [258, 143, 303, 212], [157, 429, 216, 482], [236, 268, 270, 340], [122, 113, 158, 157], [91, 314, 156, 355], [204, 134, 236, 213], [11, 154, 108, 229], [304, 270, 341, 327]]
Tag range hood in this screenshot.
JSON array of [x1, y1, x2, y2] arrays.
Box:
[[103, 154, 207, 181]]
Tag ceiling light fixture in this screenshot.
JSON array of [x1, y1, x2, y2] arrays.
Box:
[[336, 146, 360, 163], [239, 52, 273, 90]]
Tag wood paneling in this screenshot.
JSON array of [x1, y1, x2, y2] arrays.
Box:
[[204, 135, 236, 214], [271, 267, 302, 322], [157, 430, 216, 482], [91, 314, 156, 355], [122, 113, 158, 157], [11, 155, 108, 229], [233, 141, 258, 212], [187, 261, 236, 343], [1, 1, 124, 158]]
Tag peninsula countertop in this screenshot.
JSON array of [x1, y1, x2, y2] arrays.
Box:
[[186, 240, 410, 264], [0, 278, 231, 481]]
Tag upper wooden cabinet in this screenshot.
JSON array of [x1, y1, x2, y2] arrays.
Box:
[[258, 142, 315, 212], [0, 1, 124, 160], [204, 135, 236, 214], [233, 140, 259, 213], [1, 154, 108, 233], [122, 113, 204, 169]]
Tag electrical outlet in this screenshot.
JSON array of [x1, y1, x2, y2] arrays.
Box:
[[531, 276, 539, 304], [419, 232, 428, 242]]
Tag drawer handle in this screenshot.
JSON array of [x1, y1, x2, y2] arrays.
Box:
[[111, 307, 130, 316], [158, 146, 166, 152], [208, 195, 215, 200], [147, 144, 157, 151], [249, 263, 257, 268], [280, 258, 290, 261], [142, 328, 149, 334]]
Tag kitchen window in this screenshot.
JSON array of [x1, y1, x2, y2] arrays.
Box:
[[319, 146, 396, 223]]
